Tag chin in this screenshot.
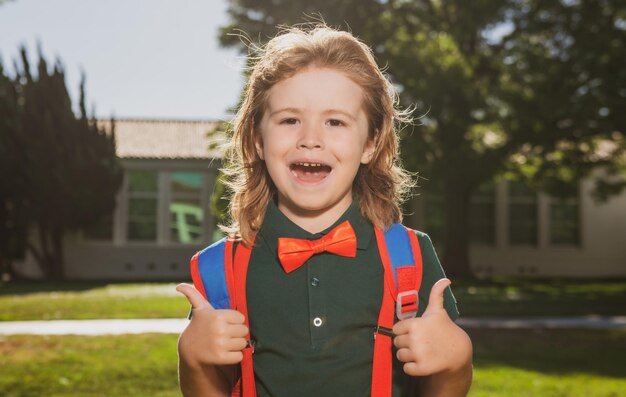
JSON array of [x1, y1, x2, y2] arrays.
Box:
[[290, 200, 329, 213]]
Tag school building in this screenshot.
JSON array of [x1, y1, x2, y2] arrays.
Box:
[[14, 118, 626, 279]]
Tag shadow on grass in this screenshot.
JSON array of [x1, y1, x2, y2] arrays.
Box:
[[469, 328, 626, 379], [452, 277, 626, 317], [0, 279, 188, 296]]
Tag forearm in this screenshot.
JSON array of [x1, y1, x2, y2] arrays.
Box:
[[417, 324, 473, 397], [178, 355, 235, 397], [176, 284, 247, 396], [178, 325, 236, 397], [417, 361, 473, 397]]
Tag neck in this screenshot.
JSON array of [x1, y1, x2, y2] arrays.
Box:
[[276, 198, 352, 234]]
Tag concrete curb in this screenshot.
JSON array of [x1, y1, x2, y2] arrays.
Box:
[[0, 316, 625, 335], [0, 319, 189, 335]]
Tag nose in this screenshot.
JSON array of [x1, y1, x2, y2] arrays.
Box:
[[296, 121, 324, 150]]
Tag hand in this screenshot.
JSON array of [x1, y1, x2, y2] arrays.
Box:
[[393, 278, 471, 377], [177, 283, 249, 366]]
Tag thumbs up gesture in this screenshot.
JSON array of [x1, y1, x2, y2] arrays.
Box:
[[176, 283, 249, 366], [392, 278, 472, 377]]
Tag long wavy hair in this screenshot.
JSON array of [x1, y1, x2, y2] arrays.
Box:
[[221, 24, 414, 245]]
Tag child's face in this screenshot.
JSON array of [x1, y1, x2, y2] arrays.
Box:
[[256, 67, 374, 229]]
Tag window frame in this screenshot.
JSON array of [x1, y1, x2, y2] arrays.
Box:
[[508, 181, 539, 247], [126, 169, 160, 243], [168, 170, 207, 245]]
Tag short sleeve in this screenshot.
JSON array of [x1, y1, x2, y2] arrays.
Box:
[[414, 231, 460, 321]]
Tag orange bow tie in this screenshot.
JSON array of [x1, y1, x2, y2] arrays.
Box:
[[277, 221, 357, 273]]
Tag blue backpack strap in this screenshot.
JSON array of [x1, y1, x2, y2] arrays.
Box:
[[382, 223, 423, 319], [190, 237, 234, 310], [382, 223, 414, 287]]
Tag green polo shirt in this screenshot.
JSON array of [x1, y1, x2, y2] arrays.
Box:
[[245, 200, 459, 397]]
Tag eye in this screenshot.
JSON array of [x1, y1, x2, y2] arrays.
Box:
[[280, 117, 299, 125], [327, 119, 346, 127]]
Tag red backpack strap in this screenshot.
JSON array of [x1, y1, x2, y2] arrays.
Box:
[[230, 237, 257, 397], [189, 236, 254, 397], [371, 224, 423, 397]]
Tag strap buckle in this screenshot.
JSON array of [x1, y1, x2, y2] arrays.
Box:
[[245, 339, 256, 353], [374, 325, 395, 338], [396, 289, 419, 320]]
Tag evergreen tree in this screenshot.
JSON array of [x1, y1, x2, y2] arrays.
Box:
[[0, 60, 27, 278], [11, 47, 123, 279]]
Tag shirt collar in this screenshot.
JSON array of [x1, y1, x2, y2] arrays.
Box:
[[259, 199, 373, 256]]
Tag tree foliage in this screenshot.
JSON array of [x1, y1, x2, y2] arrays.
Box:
[[0, 61, 27, 278], [218, 0, 625, 277], [0, 47, 123, 279]]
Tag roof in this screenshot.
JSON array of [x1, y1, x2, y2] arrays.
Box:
[[96, 118, 226, 160]]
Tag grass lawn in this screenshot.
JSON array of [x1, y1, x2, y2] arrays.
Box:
[[0, 282, 189, 321], [0, 333, 180, 397], [1, 329, 624, 397], [1, 278, 625, 320], [468, 328, 626, 397], [452, 278, 626, 317]]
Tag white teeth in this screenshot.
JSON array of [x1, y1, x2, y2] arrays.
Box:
[[294, 162, 322, 167]]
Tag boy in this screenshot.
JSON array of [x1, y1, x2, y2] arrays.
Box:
[[177, 25, 472, 396]]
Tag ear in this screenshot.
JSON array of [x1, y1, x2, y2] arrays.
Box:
[[360, 132, 377, 164], [254, 131, 264, 160]]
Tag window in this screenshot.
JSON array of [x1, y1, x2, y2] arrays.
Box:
[[170, 172, 204, 244], [127, 170, 158, 241], [469, 183, 495, 245], [509, 181, 538, 245], [550, 194, 580, 246]]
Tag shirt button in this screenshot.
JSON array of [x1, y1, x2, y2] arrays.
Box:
[[311, 277, 320, 287], [313, 317, 323, 327]]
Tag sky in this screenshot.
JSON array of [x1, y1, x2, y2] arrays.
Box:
[[0, 0, 245, 121]]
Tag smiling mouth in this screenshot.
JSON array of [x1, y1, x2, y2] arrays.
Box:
[[289, 162, 332, 183]]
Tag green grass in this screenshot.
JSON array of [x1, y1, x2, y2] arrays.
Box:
[[468, 328, 626, 397], [453, 278, 626, 317], [1, 329, 624, 397], [0, 282, 189, 321], [1, 278, 625, 320], [0, 333, 180, 397], [2, 279, 623, 396]]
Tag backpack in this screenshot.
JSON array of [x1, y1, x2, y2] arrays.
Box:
[[190, 223, 423, 397]]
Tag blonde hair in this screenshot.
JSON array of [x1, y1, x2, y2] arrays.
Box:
[[221, 24, 414, 245]]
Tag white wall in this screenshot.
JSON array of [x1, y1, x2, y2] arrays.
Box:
[[15, 163, 626, 280], [13, 158, 221, 280], [411, 174, 626, 278]]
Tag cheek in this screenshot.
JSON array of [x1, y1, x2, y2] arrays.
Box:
[[352, 138, 374, 162], [255, 129, 278, 159], [263, 132, 294, 156]]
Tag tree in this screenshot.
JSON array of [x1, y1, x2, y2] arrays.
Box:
[[0, 60, 27, 278], [218, 0, 625, 277], [495, 0, 626, 199], [4, 47, 123, 279]]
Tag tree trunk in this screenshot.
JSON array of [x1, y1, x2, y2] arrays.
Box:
[[36, 223, 65, 280], [441, 178, 474, 278], [49, 228, 65, 280]]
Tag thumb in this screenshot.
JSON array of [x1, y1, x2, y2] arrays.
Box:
[[423, 278, 451, 315], [176, 283, 213, 310]]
